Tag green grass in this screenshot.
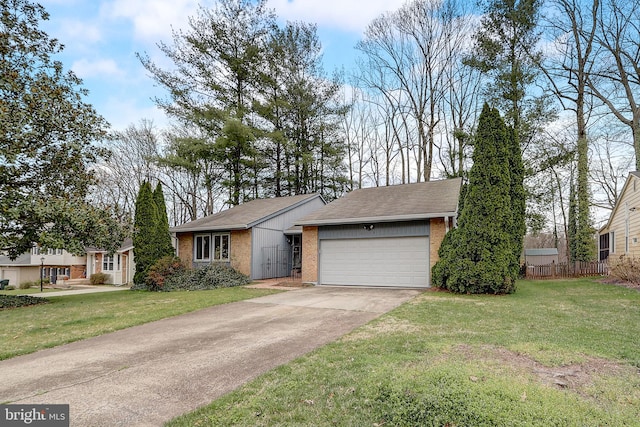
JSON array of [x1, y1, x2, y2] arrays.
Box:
[[167, 278, 640, 426], [0, 287, 279, 360]]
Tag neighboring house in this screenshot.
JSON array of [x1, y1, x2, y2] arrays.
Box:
[[599, 171, 640, 261], [171, 194, 326, 280], [296, 178, 462, 288], [85, 238, 135, 286], [0, 247, 86, 287], [524, 248, 559, 266]]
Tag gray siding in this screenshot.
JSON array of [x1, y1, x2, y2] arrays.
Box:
[[257, 197, 326, 232], [250, 197, 326, 279], [319, 220, 429, 240], [251, 227, 290, 279]]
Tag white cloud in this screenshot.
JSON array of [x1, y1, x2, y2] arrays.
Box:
[[266, 0, 406, 33], [72, 58, 125, 79], [58, 20, 103, 45], [101, 97, 170, 131], [102, 0, 201, 43]]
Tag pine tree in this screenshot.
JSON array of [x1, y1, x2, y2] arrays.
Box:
[[432, 104, 516, 294]]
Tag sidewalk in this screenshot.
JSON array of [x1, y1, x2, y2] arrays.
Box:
[[30, 286, 130, 297]]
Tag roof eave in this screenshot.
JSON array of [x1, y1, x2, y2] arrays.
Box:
[[171, 224, 249, 233], [297, 211, 458, 226], [599, 172, 638, 233]]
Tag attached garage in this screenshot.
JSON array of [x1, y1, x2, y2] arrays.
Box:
[[297, 178, 462, 289], [319, 236, 429, 287]]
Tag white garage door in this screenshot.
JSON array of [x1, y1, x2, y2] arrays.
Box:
[[1, 269, 18, 287], [319, 237, 429, 288]]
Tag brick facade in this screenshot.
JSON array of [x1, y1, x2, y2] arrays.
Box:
[[177, 233, 193, 266], [230, 229, 252, 277], [429, 217, 453, 272], [301, 226, 318, 283], [70, 265, 85, 279]]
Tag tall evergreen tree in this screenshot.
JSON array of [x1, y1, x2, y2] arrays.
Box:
[[133, 182, 158, 286], [432, 104, 516, 294], [133, 181, 175, 286], [508, 127, 526, 276], [153, 182, 175, 258], [138, 0, 275, 205], [466, 0, 545, 143]]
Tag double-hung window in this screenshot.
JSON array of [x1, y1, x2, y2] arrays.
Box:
[[103, 255, 115, 271], [213, 234, 230, 261]]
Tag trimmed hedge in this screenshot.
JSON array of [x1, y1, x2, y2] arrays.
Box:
[[90, 272, 110, 285]]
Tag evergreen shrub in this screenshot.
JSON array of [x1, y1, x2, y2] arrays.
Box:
[[90, 272, 109, 285]]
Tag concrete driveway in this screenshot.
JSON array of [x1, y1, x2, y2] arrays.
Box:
[[0, 286, 421, 426]]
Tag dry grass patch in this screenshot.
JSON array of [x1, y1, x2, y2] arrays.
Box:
[[341, 316, 421, 342], [444, 344, 638, 397]]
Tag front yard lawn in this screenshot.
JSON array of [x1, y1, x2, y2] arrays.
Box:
[[168, 278, 640, 426], [0, 287, 67, 295], [0, 287, 280, 360]]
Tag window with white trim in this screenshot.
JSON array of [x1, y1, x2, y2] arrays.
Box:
[[103, 255, 115, 271], [213, 234, 230, 261], [194, 233, 229, 262], [610, 231, 616, 254], [195, 234, 211, 261]]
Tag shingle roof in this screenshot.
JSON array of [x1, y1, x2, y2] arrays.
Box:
[[0, 252, 32, 266], [170, 193, 322, 233], [85, 238, 133, 253], [297, 178, 462, 226]]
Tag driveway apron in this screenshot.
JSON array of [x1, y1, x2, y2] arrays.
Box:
[[0, 286, 420, 426]]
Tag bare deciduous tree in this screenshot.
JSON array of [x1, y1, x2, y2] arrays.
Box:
[[589, 0, 640, 169]]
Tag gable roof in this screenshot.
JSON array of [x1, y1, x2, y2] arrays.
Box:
[[170, 193, 323, 233], [599, 171, 640, 233], [297, 178, 462, 226], [85, 238, 133, 254]]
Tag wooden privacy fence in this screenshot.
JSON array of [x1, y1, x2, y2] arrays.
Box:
[[525, 261, 608, 279]]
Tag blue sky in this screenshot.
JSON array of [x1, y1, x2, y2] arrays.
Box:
[[39, 0, 407, 131]]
